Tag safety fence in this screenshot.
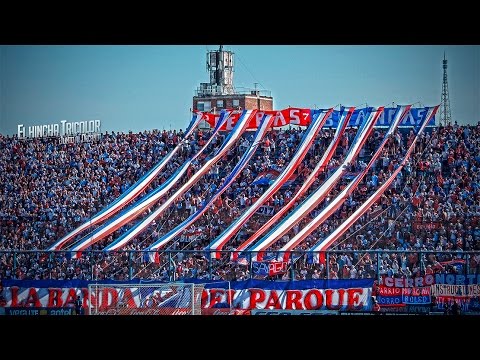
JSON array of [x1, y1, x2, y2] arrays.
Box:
[[1, 249, 478, 282], [1, 249, 479, 315]]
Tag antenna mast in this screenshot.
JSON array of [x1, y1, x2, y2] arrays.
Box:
[[440, 52, 452, 127]]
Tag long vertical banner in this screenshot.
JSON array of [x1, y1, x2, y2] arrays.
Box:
[[47, 111, 206, 251], [145, 113, 275, 259], [309, 105, 439, 262], [206, 108, 334, 259], [246, 106, 381, 261], [231, 106, 353, 261], [67, 109, 236, 255], [99, 110, 256, 253], [200, 107, 436, 130]]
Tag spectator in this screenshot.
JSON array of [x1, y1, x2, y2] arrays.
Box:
[[0, 121, 479, 283], [75, 295, 83, 315]]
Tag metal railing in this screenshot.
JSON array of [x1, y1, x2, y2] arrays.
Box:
[[1, 249, 478, 282]]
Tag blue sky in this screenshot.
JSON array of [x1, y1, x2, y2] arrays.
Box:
[[1, 45, 478, 136]]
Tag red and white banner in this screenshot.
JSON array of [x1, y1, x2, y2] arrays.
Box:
[[310, 105, 439, 262], [65, 110, 234, 256], [207, 108, 334, 259], [231, 106, 353, 260], [147, 112, 275, 255], [249, 106, 385, 261], [201, 286, 371, 311], [47, 111, 205, 251], [71, 110, 254, 255], [1, 282, 372, 311], [200, 108, 312, 131]]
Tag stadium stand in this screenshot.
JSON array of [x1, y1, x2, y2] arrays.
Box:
[[0, 120, 479, 283]]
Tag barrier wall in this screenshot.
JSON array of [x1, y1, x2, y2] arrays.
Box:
[[1, 250, 479, 314]]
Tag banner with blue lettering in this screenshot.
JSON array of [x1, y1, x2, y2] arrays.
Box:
[[401, 287, 431, 305], [376, 273, 480, 312], [376, 275, 436, 307], [252, 260, 289, 278], [376, 286, 405, 307], [311, 106, 436, 128], [434, 273, 480, 285]]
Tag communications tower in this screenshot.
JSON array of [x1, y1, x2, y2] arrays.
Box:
[[193, 45, 273, 118], [439, 52, 452, 127]]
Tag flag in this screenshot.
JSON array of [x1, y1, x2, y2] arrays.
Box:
[[147, 250, 160, 264], [237, 257, 249, 266], [251, 169, 280, 186], [282, 174, 297, 188]]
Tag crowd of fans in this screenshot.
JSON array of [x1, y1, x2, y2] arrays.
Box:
[[0, 119, 479, 282]]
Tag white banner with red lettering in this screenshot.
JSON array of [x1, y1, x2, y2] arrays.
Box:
[[1, 279, 374, 312]]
